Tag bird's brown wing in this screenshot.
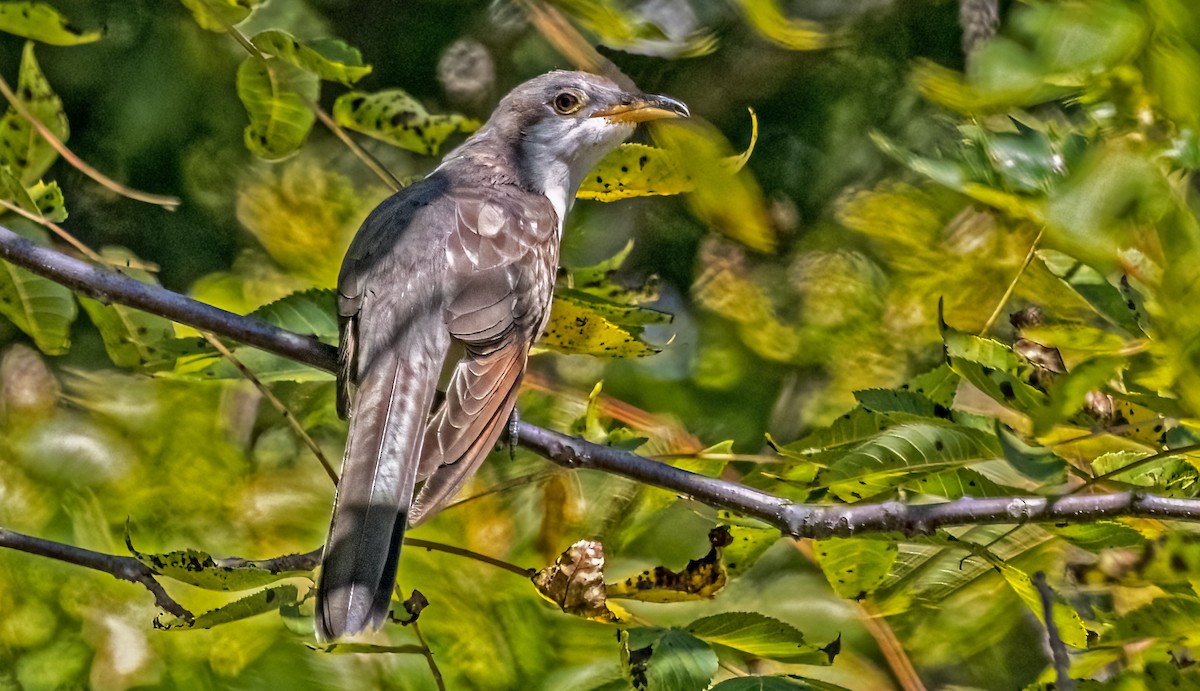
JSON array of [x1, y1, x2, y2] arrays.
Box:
[[410, 187, 560, 524]]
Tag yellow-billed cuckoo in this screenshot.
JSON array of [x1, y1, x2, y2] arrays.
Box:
[[317, 71, 688, 640]]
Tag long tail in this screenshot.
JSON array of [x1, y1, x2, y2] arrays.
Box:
[[316, 335, 441, 641]]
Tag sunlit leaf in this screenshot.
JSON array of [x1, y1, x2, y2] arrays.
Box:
[[823, 422, 1002, 502], [236, 56, 319, 161], [79, 248, 177, 370], [992, 561, 1088, 648], [178, 0, 261, 32], [249, 289, 338, 343], [686, 612, 836, 665], [814, 538, 897, 601], [252, 30, 372, 85], [333, 89, 479, 156], [621, 628, 718, 691], [905, 468, 1013, 499], [577, 143, 690, 201], [158, 585, 299, 630], [0, 2, 102, 45], [537, 287, 670, 358], [734, 0, 828, 51], [1106, 595, 1200, 646], [0, 42, 67, 184], [25, 180, 64, 222], [0, 222, 74, 354]]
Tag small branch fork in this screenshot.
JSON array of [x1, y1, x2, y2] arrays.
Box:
[[3, 222, 1200, 606]]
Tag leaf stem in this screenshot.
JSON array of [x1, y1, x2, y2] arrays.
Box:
[[981, 225, 1044, 336], [0, 72, 180, 210]]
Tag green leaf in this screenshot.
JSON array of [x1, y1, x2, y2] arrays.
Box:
[[686, 612, 836, 665], [158, 585, 299, 630], [824, 423, 1002, 502], [1036, 251, 1144, 335], [577, 143, 691, 201], [0, 223, 74, 354], [1019, 323, 1132, 356], [0, 2, 102, 45], [907, 364, 961, 409], [996, 424, 1068, 483], [332, 89, 479, 156], [1048, 522, 1146, 551], [0, 42, 68, 184], [781, 408, 911, 456], [621, 628, 718, 691], [1106, 595, 1200, 646], [126, 530, 312, 591], [252, 30, 372, 85], [78, 248, 177, 369], [994, 562, 1088, 648], [25, 179, 64, 221], [853, 388, 940, 417], [236, 56, 318, 161], [813, 538, 897, 601], [723, 525, 780, 580], [905, 468, 1012, 499], [178, 0, 261, 32], [249, 288, 338, 343]]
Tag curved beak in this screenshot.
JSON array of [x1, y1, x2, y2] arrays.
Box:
[[592, 93, 690, 124]]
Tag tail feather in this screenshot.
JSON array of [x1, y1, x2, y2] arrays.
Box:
[[316, 340, 440, 641]]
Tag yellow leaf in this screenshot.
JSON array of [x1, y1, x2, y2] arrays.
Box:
[[654, 119, 776, 252], [576, 143, 691, 202], [607, 526, 732, 603]]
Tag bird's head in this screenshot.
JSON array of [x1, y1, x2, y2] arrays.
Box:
[[485, 71, 689, 206]]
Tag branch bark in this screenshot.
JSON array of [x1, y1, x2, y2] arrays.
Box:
[[0, 527, 192, 621], [2, 222, 1200, 546]]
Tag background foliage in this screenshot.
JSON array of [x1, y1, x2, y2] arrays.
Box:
[[3, 0, 1200, 689]]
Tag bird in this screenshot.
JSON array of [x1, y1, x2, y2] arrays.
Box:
[[316, 70, 689, 641]]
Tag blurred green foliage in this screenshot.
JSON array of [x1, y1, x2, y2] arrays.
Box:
[[5, 0, 1200, 689]]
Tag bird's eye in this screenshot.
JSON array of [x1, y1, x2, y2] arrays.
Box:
[[552, 91, 583, 114]]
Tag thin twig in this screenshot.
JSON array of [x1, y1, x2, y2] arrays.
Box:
[[0, 527, 192, 620], [0, 73, 180, 210], [411, 619, 447, 691], [201, 332, 340, 486], [1033, 572, 1075, 690], [981, 226, 1044, 335], [0, 198, 104, 263], [403, 538, 535, 578], [859, 602, 926, 691]]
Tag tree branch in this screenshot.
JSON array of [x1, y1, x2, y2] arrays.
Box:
[[3, 222, 1200, 542], [0, 527, 192, 621]]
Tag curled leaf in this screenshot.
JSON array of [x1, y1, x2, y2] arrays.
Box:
[[126, 527, 312, 591], [607, 526, 732, 603], [531, 539, 622, 623]]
